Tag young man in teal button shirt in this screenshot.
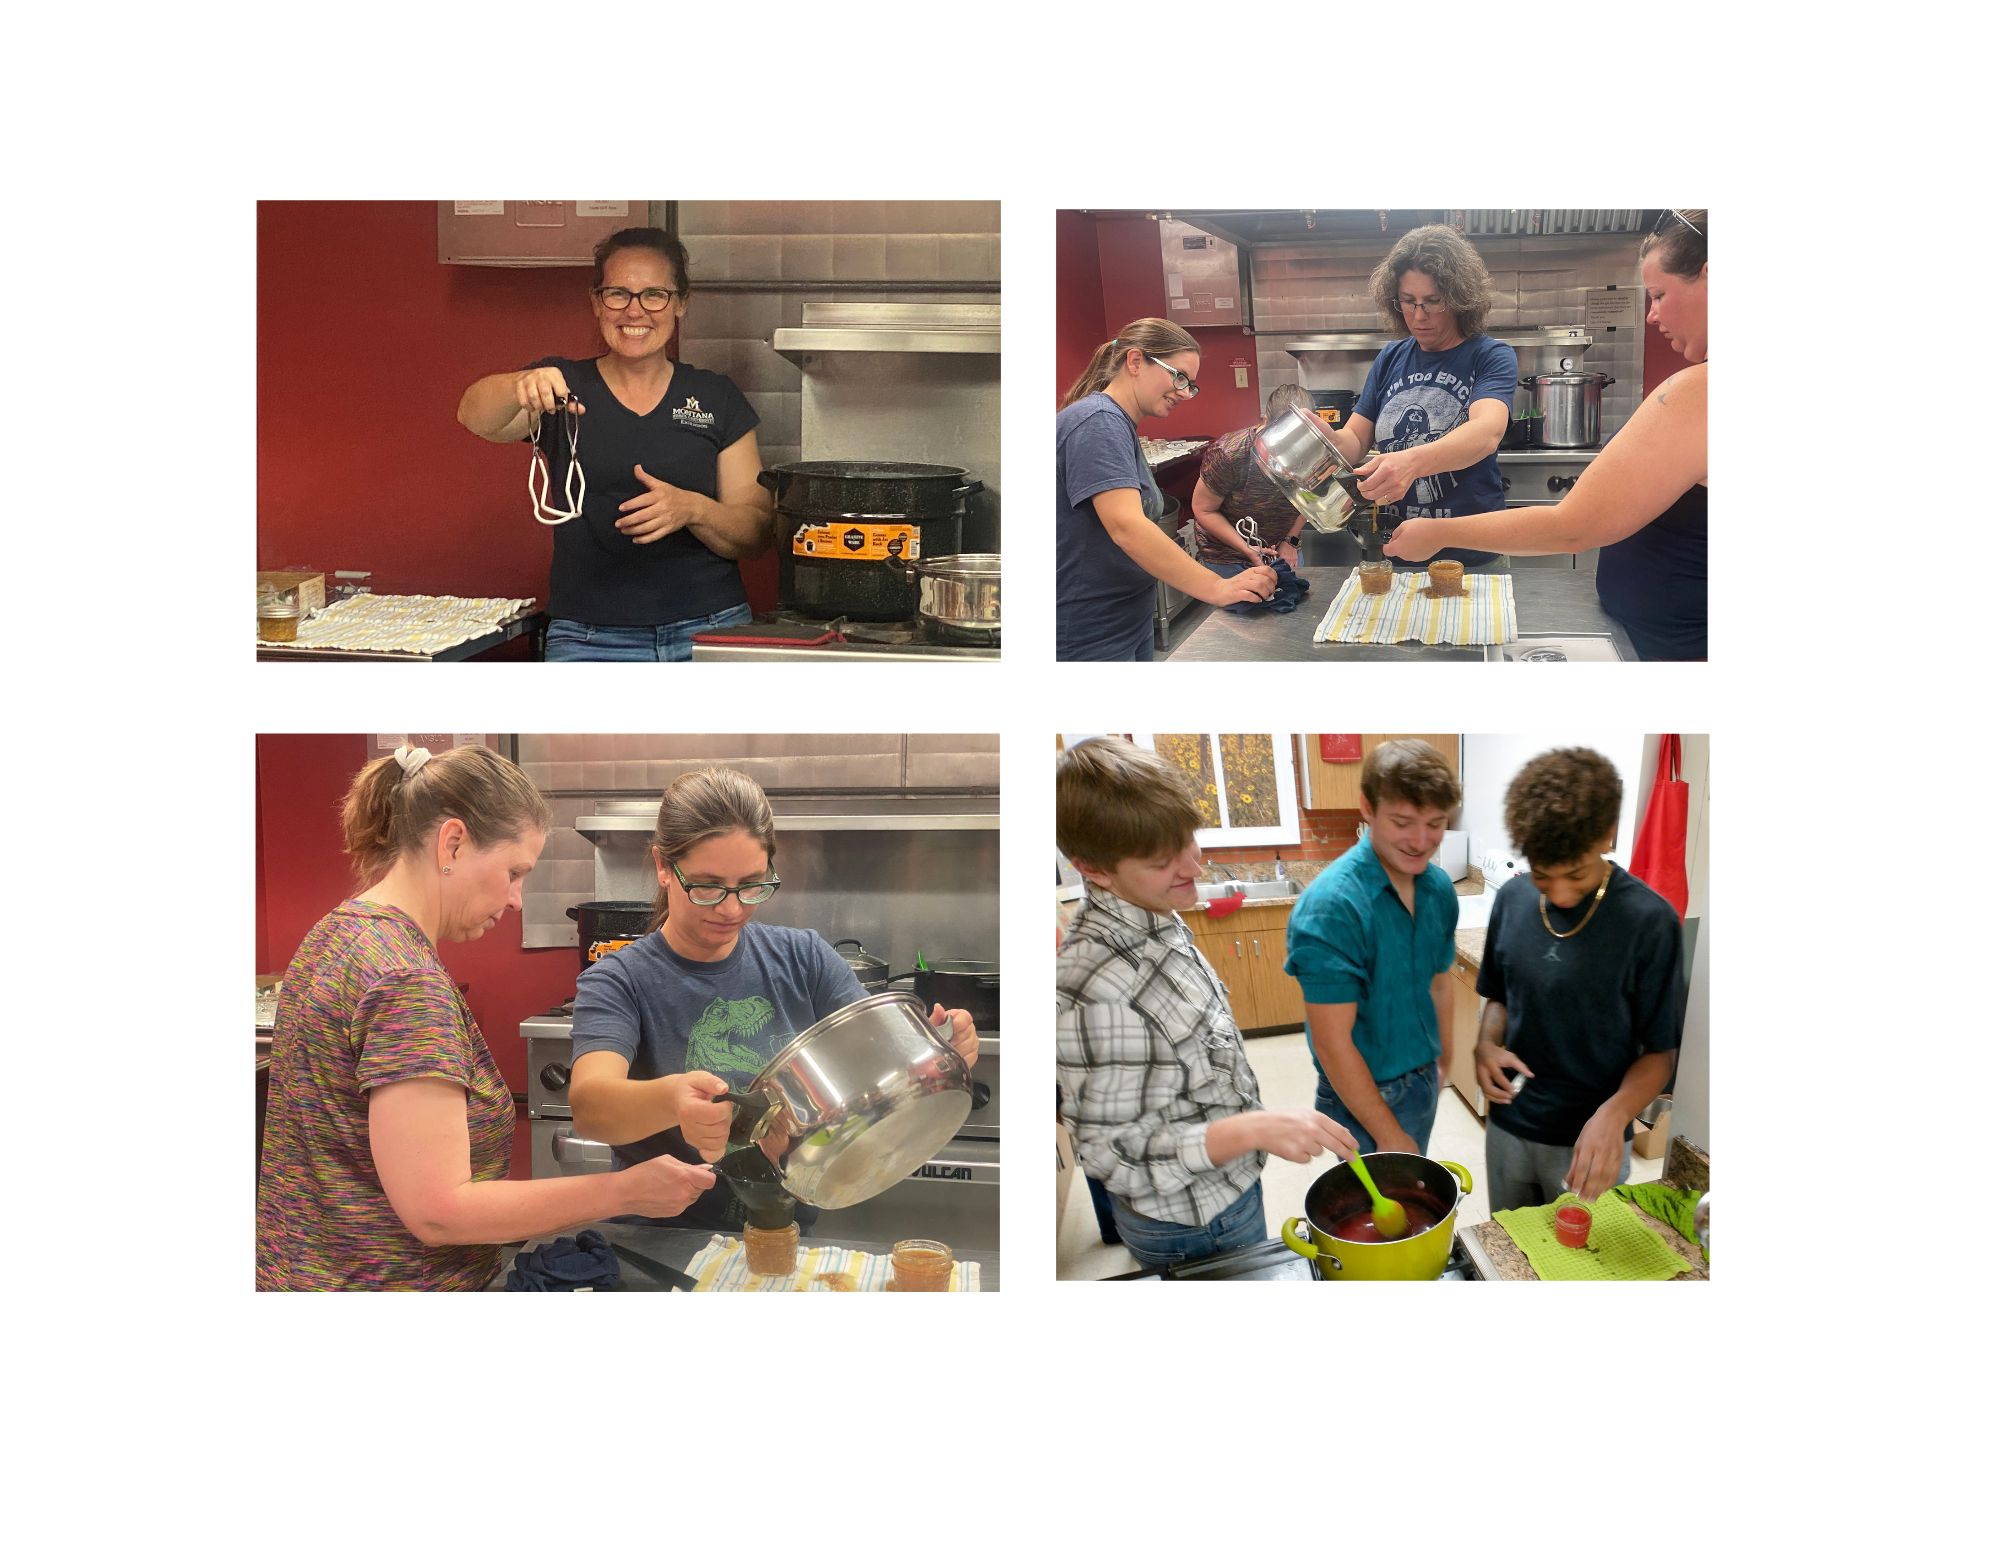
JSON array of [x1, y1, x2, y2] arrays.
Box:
[[1284, 740, 1462, 1155]]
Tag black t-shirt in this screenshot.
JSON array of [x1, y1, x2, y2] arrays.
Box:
[[1477, 867, 1685, 1146], [526, 357, 759, 626]]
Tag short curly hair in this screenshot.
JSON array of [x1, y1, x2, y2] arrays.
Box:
[[1503, 748, 1623, 867], [1370, 224, 1494, 339]]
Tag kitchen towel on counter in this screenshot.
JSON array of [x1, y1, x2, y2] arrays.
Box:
[[505, 1228, 620, 1291], [1492, 1195, 1694, 1282], [264, 593, 538, 656], [1611, 1182, 1708, 1262], [685, 1234, 980, 1292], [1202, 558, 1312, 614], [1312, 570, 1516, 646]]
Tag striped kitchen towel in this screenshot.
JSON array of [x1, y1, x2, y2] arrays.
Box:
[[1312, 569, 1517, 646], [684, 1234, 980, 1292]]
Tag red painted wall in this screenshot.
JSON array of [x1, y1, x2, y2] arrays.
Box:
[[1057, 212, 1262, 435], [254, 734, 580, 1099], [256, 202, 778, 611]]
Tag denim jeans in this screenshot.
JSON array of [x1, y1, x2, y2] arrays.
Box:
[[1313, 1061, 1442, 1156], [1110, 1181, 1266, 1271], [1485, 1121, 1632, 1213], [544, 603, 753, 662]]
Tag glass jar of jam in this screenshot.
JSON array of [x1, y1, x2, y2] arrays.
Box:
[[1426, 559, 1465, 597], [1358, 560, 1393, 596], [1553, 1205, 1593, 1248], [890, 1238, 954, 1292], [257, 590, 300, 643], [743, 1221, 799, 1277]]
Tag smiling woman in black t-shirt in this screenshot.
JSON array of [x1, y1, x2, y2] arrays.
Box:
[[457, 228, 775, 661]]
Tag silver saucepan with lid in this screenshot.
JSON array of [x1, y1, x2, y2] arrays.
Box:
[[719, 991, 974, 1208]]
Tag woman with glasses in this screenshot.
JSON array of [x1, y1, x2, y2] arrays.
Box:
[[565, 767, 979, 1232], [1057, 317, 1277, 661], [1386, 210, 1708, 659], [1325, 224, 1518, 570], [457, 228, 774, 662], [256, 745, 716, 1290]]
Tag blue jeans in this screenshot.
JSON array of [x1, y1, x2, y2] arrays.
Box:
[[544, 604, 752, 662], [1486, 1121, 1632, 1213], [1314, 1062, 1442, 1156], [1110, 1181, 1266, 1271]]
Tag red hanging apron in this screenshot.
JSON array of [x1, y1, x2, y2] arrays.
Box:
[[1629, 734, 1689, 919]]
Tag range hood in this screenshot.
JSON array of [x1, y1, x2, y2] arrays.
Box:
[[1168, 210, 1653, 246], [1288, 325, 1594, 357], [773, 302, 1000, 361], [578, 794, 999, 837]]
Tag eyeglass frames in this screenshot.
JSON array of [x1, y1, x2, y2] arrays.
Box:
[[594, 286, 684, 312], [1652, 209, 1703, 239], [1143, 353, 1201, 397], [671, 858, 780, 907]]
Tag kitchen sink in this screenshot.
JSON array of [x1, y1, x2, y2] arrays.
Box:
[[1453, 890, 1495, 929], [1234, 879, 1303, 900], [1193, 883, 1237, 902]]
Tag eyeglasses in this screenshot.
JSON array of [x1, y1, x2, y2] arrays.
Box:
[[594, 286, 683, 312], [1144, 354, 1201, 397], [1652, 209, 1703, 239], [1398, 295, 1450, 317], [671, 858, 780, 907]]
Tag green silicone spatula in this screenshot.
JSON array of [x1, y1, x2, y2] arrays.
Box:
[[1348, 1155, 1408, 1239]]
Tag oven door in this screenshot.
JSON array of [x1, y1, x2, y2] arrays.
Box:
[[528, 1115, 615, 1179], [959, 1035, 1000, 1142], [825, 1137, 1000, 1253]]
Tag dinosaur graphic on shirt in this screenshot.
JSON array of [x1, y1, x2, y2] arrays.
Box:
[[686, 995, 777, 1080]]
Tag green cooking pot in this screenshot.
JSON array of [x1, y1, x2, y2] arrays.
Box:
[[1281, 1152, 1475, 1280]]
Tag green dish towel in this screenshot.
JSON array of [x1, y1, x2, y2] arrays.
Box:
[[1493, 1193, 1694, 1281], [1611, 1182, 1708, 1263]]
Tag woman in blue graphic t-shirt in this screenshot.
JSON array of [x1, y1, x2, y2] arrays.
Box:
[[1326, 224, 1519, 571], [564, 767, 980, 1231], [1386, 211, 1709, 660], [457, 228, 774, 662]]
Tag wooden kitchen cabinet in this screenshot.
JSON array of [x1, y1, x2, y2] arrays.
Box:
[[1180, 906, 1306, 1032], [1301, 734, 1460, 810], [1445, 953, 1487, 1118], [1248, 926, 1306, 1028]]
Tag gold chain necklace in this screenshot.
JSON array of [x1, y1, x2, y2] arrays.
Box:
[[1540, 860, 1613, 939]]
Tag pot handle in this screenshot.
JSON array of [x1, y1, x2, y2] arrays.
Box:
[[1280, 1216, 1344, 1264], [715, 1090, 777, 1143], [969, 1080, 991, 1111], [565, 905, 581, 921], [830, 938, 864, 952], [954, 479, 984, 500], [1437, 1158, 1475, 1198], [757, 468, 781, 491]]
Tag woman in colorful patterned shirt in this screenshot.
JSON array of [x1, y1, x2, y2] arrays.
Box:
[[256, 743, 715, 1290]]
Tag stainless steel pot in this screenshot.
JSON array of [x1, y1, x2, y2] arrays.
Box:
[[829, 938, 891, 990], [915, 552, 1000, 637], [1252, 404, 1362, 531], [1521, 372, 1615, 448], [734, 991, 973, 1209]]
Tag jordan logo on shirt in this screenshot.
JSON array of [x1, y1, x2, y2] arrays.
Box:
[[1543, 942, 1563, 962]]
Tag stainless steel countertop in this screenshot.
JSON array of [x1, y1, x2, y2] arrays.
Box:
[[488, 1220, 999, 1291], [1162, 557, 1634, 662]]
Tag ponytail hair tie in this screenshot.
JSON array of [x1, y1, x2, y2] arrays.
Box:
[[393, 743, 432, 779]]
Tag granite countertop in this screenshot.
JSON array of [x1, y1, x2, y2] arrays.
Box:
[[1467, 1210, 1709, 1281], [1454, 928, 1485, 972]]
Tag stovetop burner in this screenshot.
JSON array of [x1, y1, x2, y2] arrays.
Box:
[[1119, 1231, 1485, 1281]]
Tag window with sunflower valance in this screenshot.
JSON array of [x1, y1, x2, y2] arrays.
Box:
[[1135, 733, 1300, 848]]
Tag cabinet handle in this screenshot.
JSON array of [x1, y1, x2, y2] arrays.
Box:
[[1234, 939, 1242, 957], [1253, 938, 1261, 956]]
